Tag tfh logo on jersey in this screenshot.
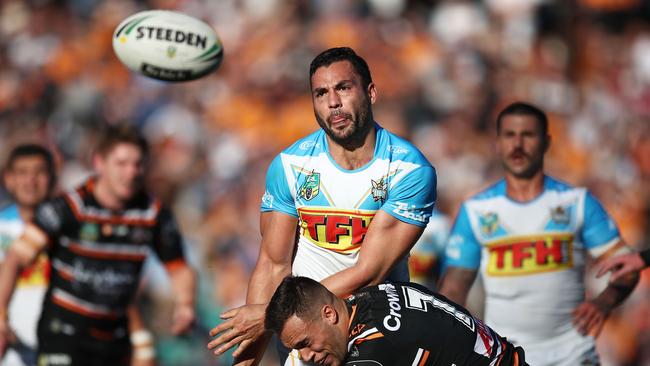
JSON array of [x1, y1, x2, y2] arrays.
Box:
[[298, 208, 373, 253], [299, 170, 320, 201], [486, 234, 574, 276]]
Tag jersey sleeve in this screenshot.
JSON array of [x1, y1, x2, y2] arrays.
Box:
[[260, 154, 297, 217], [32, 197, 69, 239], [582, 191, 620, 254], [443, 203, 482, 270], [345, 330, 399, 365], [381, 165, 436, 227], [152, 206, 186, 264]]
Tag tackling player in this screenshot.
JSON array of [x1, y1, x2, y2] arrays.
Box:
[[266, 276, 528, 366]]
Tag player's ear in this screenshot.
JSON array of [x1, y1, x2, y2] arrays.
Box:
[[322, 304, 338, 325]]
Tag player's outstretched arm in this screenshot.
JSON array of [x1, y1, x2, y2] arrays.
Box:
[[573, 241, 639, 337], [0, 223, 48, 358], [208, 211, 298, 365], [438, 267, 478, 307], [320, 211, 424, 297], [167, 263, 197, 335], [596, 250, 648, 283]]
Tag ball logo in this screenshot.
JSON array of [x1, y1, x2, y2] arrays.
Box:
[[112, 10, 223, 82]]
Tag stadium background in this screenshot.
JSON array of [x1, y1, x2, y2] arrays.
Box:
[[1, 0, 649, 365]]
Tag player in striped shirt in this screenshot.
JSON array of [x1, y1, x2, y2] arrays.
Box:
[[266, 276, 527, 366]]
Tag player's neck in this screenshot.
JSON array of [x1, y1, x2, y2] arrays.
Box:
[[17, 205, 35, 222], [327, 127, 376, 170], [93, 179, 126, 211], [505, 171, 545, 203]]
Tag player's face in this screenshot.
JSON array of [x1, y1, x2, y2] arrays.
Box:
[[3, 155, 52, 208], [95, 143, 145, 202], [280, 314, 348, 366], [311, 60, 376, 146], [496, 114, 549, 179]]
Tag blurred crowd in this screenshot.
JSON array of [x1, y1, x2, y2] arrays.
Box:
[[1, 0, 650, 365]]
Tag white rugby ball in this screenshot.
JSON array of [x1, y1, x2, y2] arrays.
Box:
[[113, 10, 223, 82]]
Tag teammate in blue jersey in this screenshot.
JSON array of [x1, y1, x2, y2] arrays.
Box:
[[208, 47, 437, 365], [0, 145, 55, 366], [439, 102, 638, 366]]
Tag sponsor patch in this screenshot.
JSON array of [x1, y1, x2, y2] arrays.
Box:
[[479, 212, 499, 235], [298, 208, 374, 253], [486, 234, 574, 276], [299, 170, 320, 201], [370, 177, 387, 203]]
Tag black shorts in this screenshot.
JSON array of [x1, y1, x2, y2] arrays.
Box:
[[38, 330, 131, 366]]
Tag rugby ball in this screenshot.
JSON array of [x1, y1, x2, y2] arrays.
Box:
[[113, 10, 223, 82]]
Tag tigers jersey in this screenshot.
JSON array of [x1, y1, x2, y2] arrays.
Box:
[[344, 282, 526, 366], [444, 176, 622, 365], [261, 124, 437, 283], [0, 204, 49, 366], [32, 178, 186, 342]]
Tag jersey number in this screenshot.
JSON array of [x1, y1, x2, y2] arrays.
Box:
[[401, 286, 475, 331]]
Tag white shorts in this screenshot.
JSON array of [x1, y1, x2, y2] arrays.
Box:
[[519, 328, 599, 366]]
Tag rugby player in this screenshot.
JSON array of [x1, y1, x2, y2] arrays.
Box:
[[266, 276, 528, 366]]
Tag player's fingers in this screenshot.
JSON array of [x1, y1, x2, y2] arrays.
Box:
[[212, 334, 246, 356], [586, 313, 604, 337], [207, 329, 236, 350], [209, 320, 234, 337], [572, 308, 594, 335], [231, 339, 253, 358], [220, 307, 241, 319]]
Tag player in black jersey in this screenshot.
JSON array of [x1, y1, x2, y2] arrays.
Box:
[[0, 125, 196, 366], [266, 276, 527, 366]]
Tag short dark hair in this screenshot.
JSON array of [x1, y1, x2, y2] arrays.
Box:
[[265, 276, 335, 335], [96, 124, 148, 157], [309, 47, 373, 88], [5, 144, 56, 189], [496, 102, 548, 136]]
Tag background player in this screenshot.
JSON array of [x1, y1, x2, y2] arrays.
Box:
[[439, 102, 638, 366], [207, 47, 436, 365], [0, 145, 55, 366], [0, 126, 196, 366], [266, 276, 527, 366]]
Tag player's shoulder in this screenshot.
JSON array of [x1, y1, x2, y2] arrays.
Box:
[[467, 179, 507, 202], [279, 129, 327, 157], [543, 175, 582, 193], [376, 125, 432, 167], [0, 203, 20, 221]]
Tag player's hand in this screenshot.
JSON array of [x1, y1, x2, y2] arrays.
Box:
[[572, 300, 609, 337], [170, 303, 195, 335], [595, 253, 645, 283], [0, 319, 17, 358], [131, 353, 156, 366], [207, 304, 266, 358]]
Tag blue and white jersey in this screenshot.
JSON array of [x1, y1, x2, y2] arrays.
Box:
[[0, 204, 48, 366], [444, 176, 622, 365], [261, 124, 436, 282]]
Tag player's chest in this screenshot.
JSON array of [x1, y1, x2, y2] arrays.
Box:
[[290, 158, 394, 210], [469, 195, 584, 276]]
